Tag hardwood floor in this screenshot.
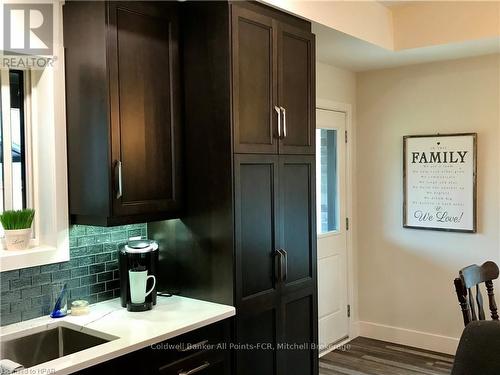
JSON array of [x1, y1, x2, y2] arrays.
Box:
[[320, 337, 454, 375]]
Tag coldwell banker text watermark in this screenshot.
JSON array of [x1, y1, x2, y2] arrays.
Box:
[[151, 342, 352, 353], [2, 2, 56, 69]]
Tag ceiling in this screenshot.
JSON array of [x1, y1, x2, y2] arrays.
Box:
[[314, 22, 500, 72]]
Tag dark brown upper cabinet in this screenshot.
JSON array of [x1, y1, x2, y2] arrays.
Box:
[[232, 6, 278, 154], [64, 1, 182, 226], [278, 24, 315, 155], [232, 4, 315, 155]]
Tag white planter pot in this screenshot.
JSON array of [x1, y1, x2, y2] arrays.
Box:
[[4, 228, 32, 251]]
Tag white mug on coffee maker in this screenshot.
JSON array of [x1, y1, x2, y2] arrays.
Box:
[[129, 269, 156, 304]]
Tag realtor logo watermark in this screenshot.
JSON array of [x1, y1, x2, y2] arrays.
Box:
[[2, 3, 56, 69]]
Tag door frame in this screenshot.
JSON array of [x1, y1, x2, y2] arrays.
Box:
[[316, 98, 358, 356]]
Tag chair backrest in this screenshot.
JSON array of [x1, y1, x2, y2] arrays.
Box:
[[454, 261, 499, 327]]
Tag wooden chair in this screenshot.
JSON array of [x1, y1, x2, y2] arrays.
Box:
[[454, 261, 499, 327], [451, 320, 500, 375]]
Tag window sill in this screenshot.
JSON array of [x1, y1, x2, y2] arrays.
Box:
[[0, 243, 69, 272]]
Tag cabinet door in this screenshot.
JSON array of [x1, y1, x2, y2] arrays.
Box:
[[279, 290, 318, 375], [232, 5, 279, 154], [276, 156, 317, 375], [234, 154, 280, 375], [74, 348, 153, 374], [277, 156, 318, 375], [235, 307, 279, 375], [108, 2, 182, 217], [278, 23, 315, 155], [234, 154, 280, 307], [278, 156, 317, 295]]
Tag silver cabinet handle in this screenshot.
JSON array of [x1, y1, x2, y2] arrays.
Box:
[[279, 107, 287, 139], [281, 248, 288, 282], [275, 249, 284, 282], [114, 160, 122, 199], [274, 105, 281, 139], [178, 362, 210, 375], [178, 339, 209, 352]]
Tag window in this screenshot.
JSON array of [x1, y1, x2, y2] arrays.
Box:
[[316, 129, 339, 234], [0, 1, 69, 272], [0, 70, 32, 216]]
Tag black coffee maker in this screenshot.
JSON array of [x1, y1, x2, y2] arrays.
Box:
[[119, 239, 159, 312]]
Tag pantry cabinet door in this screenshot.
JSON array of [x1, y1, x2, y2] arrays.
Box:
[[234, 154, 281, 375], [278, 23, 315, 155], [275, 155, 318, 375], [278, 155, 317, 295], [278, 289, 318, 375], [232, 5, 279, 154]]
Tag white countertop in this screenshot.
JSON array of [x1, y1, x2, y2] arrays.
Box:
[[0, 296, 235, 375]]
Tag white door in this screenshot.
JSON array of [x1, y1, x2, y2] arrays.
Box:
[[316, 108, 348, 353]]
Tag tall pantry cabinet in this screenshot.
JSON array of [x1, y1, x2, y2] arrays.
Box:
[[149, 2, 317, 374]]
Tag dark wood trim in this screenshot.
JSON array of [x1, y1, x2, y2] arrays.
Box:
[[403, 132, 477, 233]]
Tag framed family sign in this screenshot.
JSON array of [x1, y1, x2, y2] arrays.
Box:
[[403, 133, 477, 233]]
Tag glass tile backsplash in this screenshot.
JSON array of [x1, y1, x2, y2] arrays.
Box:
[[0, 223, 146, 326]]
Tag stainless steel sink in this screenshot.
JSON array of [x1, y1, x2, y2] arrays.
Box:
[[1, 323, 117, 368]]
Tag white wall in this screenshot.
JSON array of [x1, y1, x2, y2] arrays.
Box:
[[317, 62, 356, 105], [356, 54, 500, 354]]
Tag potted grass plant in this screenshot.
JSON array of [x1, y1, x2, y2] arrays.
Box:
[[0, 209, 35, 250]]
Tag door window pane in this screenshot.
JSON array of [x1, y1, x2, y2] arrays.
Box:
[[316, 129, 339, 234]]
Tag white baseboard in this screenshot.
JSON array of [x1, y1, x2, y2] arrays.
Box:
[[358, 321, 459, 355], [318, 322, 360, 359], [350, 320, 360, 339], [319, 337, 351, 358], [319, 321, 359, 358]]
